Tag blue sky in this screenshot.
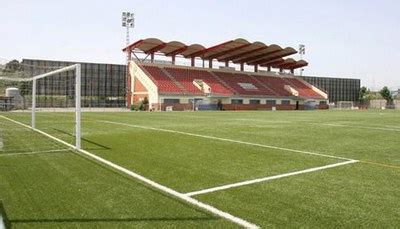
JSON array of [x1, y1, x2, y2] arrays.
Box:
[[1, 0, 399, 90]]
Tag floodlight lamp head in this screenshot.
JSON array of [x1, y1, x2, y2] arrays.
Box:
[[299, 44, 305, 55], [122, 11, 135, 28]]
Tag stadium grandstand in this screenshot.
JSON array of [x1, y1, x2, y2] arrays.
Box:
[[123, 38, 329, 111]]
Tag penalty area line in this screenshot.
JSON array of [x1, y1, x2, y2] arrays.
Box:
[[0, 115, 260, 229], [99, 120, 355, 161], [185, 160, 359, 197]]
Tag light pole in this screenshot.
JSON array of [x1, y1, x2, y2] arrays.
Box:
[[122, 12, 135, 50], [122, 11, 135, 107], [299, 44, 305, 76]]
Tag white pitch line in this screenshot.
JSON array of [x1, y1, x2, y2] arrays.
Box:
[[99, 120, 355, 161], [0, 149, 70, 157], [0, 214, 4, 229], [311, 123, 400, 132], [0, 115, 259, 229], [185, 160, 359, 197]]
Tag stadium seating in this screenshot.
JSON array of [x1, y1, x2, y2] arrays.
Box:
[[165, 68, 233, 96], [141, 65, 183, 94], [139, 63, 323, 99], [251, 75, 293, 97], [213, 72, 276, 96], [284, 78, 323, 98]]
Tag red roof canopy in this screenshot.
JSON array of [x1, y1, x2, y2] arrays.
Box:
[[123, 38, 307, 70]]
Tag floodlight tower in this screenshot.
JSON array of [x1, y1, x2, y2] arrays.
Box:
[[122, 11, 135, 107], [299, 44, 305, 76], [122, 11, 135, 52]]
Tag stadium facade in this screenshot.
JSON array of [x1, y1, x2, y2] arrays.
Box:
[[20, 37, 360, 109], [22, 59, 126, 107], [123, 38, 360, 110], [302, 76, 360, 103]]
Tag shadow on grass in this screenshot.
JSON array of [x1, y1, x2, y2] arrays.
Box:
[[2, 201, 219, 228], [52, 128, 111, 150], [10, 216, 218, 224]]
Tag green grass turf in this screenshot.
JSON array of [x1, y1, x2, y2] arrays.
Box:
[[0, 119, 236, 228], [1, 109, 400, 227], [196, 162, 400, 227]]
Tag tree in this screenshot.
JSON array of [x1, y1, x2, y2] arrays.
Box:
[[4, 60, 22, 73], [359, 86, 375, 104], [142, 97, 149, 105], [359, 86, 368, 103], [380, 86, 393, 105]]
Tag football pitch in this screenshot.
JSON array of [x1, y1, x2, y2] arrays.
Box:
[[0, 110, 399, 228]]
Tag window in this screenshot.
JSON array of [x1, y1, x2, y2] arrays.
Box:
[[281, 100, 290, 105], [266, 100, 276, 105], [319, 101, 327, 105], [231, 99, 243, 104], [249, 99, 260, 104], [164, 99, 180, 104]]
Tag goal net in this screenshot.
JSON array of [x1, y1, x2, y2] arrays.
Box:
[[336, 101, 354, 110], [0, 64, 81, 151]]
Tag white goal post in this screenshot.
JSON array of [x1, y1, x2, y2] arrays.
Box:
[[0, 64, 81, 149]]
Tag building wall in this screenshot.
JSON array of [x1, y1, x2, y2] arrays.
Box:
[[302, 76, 360, 103], [152, 95, 328, 111], [20, 59, 360, 108], [22, 59, 126, 107]]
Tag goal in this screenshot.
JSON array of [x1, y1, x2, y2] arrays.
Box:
[[0, 64, 82, 149], [336, 101, 354, 110]]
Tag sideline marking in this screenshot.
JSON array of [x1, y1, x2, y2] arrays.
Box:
[[0, 149, 70, 157], [185, 160, 358, 196], [100, 120, 355, 161], [0, 115, 259, 229], [312, 123, 400, 132]]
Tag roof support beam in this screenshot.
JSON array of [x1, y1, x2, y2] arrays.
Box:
[[145, 43, 167, 54], [259, 59, 285, 67], [285, 62, 308, 70], [165, 46, 188, 56], [274, 62, 296, 69], [237, 49, 283, 64], [122, 39, 144, 52], [219, 46, 269, 62], [191, 57, 195, 67], [249, 52, 296, 65], [151, 53, 155, 63], [205, 43, 252, 60], [188, 40, 234, 58], [172, 55, 176, 65]]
